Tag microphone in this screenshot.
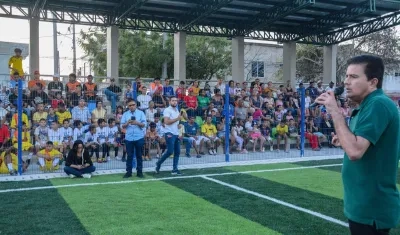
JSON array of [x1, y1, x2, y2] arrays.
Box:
[[309, 86, 344, 108]]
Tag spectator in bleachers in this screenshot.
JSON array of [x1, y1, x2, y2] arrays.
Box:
[[175, 81, 186, 103], [60, 119, 73, 159], [64, 140, 95, 179], [55, 103, 72, 125], [215, 77, 225, 94], [0, 119, 10, 149], [305, 119, 320, 151], [37, 141, 62, 172], [144, 122, 160, 160], [197, 89, 210, 117], [28, 71, 46, 92], [73, 120, 85, 142], [34, 118, 49, 152], [96, 118, 109, 162], [137, 86, 152, 111], [211, 89, 223, 111], [32, 103, 48, 126], [145, 101, 157, 123], [104, 78, 122, 113], [320, 113, 335, 147], [107, 118, 119, 159], [9, 84, 28, 107], [84, 125, 100, 162], [46, 107, 58, 126], [260, 120, 273, 151], [201, 116, 220, 155], [152, 88, 166, 112], [12, 121, 34, 163], [72, 98, 91, 126], [163, 78, 175, 99], [325, 81, 335, 93], [121, 99, 146, 178], [8, 48, 24, 77], [287, 119, 300, 150], [276, 120, 289, 153], [91, 100, 106, 125], [184, 88, 198, 118], [0, 146, 19, 175], [83, 75, 98, 101], [184, 116, 204, 158], [47, 75, 64, 99], [149, 77, 163, 96], [51, 92, 65, 109], [189, 80, 200, 97], [29, 83, 49, 107], [65, 73, 81, 99], [48, 120, 63, 152], [0, 86, 10, 107]]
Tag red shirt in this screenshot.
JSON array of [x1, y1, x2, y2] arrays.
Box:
[[176, 87, 186, 101], [0, 125, 10, 143], [184, 96, 197, 109]]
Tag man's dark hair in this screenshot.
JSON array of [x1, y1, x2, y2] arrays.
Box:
[[69, 73, 77, 79], [347, 55, 384, 89], [46, 141, 53, 146]]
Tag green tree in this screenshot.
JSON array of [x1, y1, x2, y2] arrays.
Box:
[[78, 28, 231, 81]]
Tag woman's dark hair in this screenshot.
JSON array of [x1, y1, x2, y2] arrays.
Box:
[[72, 140, 84, 151]]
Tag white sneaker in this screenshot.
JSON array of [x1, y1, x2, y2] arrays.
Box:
[[69, 174, 76, 179], [270, 146, 273, 151], [116, 156, 122, 161], [107, 157, 111, 161], [82, 174, 92, 179]]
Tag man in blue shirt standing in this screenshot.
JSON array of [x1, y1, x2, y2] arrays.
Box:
[[155, 97, 182, 175], [121, 99, 147, 178]]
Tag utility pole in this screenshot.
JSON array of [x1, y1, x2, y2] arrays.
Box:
[[53, 13, 59, 75], [72, 24, 77, 74], [162, 32, 168, 79]]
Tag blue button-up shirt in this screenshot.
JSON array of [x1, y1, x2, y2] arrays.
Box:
[[121, 109, 146, 141]]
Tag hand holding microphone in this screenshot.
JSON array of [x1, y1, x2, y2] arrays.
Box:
[[309, 86, 344, 108]]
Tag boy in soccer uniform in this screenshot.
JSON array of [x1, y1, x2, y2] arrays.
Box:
[[59, 119, 73, 160], [48, 120, 63, 153], [107, 118, 119, 160], [8, 48, 24, 77], [0, 146, 19, 175], [34, 118, 49, 152], [12, 122, 34, 165], [85, 125, 100, 162], [144, 122, 160, 160], [37, 141, 62, 172], [96, 119, 109, 162], [73, 120, 85, 142]]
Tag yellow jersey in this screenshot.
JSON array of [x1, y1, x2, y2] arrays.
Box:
[[10, 113, 29, 129], [201, 123, 217, 137], [276, 125, 288, 135], [38, 149, 62, 159], [8, 56, 24, 76], [0, 152, 18, 170], [56, 111, 72, 125]]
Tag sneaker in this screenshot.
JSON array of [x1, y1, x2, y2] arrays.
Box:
[[107, 157, 111, 162], [186, 153, 191, 158], [69, 174, 76, 179], [137, 172, 144, 178], [102, 158, 107, 163], [171, 170, 182, 176], [82, 174, 92, 179], [155, 164, 160, 174], [116, 156, 122, 161], [270, 146, 273, 151], [123, 173, 132, 178], [121, 157, 126, 162], [208, 149, 213, 155]]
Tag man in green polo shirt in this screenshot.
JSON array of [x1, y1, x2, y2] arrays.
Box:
[[315, 55, 400, 234]]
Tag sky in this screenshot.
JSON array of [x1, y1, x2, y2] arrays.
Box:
[[0, 18, 91, 77]]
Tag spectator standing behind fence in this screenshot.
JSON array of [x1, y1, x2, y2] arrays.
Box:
[[121, 99, 146, 178], [64, 140, 95, 179], [8, 48, 24, 77], [155, 97, 182, 175]]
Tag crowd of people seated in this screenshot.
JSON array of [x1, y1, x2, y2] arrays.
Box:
[[0, 69, 351, 177]]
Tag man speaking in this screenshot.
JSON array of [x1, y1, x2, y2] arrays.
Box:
[[315, 55, 400, 235]]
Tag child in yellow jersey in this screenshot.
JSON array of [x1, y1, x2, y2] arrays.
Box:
[[8, 48, 24, 77], [0, 145, 25, 175], [55, 103, 72, 125], [13, 122, 34, 165], [37, 141, 62, 171]]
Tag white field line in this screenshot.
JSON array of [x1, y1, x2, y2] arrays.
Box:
[[0, 155, 344, 182], [201, 176, 349, 228], [0, 163, 342, 194]]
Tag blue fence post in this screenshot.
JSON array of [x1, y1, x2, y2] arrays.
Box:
[[17, 79, 23, 175], [132, 81, 137, 101], [224, 84, 230, 162], [300, 87, 305, 157]]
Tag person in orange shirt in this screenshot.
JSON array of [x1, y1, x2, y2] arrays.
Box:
[[28, 71, 46, 91], [83, 75, 98, 101]]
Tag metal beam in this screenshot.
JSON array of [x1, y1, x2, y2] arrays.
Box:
[[180, 0, 234, 30], [297, 9, 400, 45], [245, 0, 315, 34], [113, 0, 148, 24], [293, 0, 376, 41]]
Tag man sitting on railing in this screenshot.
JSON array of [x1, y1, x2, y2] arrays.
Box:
[[104, 78, 122, 113]]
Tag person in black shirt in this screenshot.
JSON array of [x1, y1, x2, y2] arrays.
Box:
[[104, 78, 122, 113], [47, 76, 64, 99], [64, 140, 95, 178]]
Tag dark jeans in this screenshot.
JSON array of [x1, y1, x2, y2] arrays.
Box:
[[349, 220, 390, 235], [89, 144, 100, 159], [126, 138, 144, 174], [157, 133, 180, 171], [64, 166, 96, 177]]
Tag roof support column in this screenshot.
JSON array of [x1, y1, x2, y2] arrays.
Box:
[[174, 31, 186, 82], [283, 42, 297, 88], [29, 18, 40, 76], [323, 44, 337, 84], [232, 36, 245, 83], [107, 26, 119, 79]]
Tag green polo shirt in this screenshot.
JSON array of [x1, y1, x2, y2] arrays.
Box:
[[342, 89, 400, 229]]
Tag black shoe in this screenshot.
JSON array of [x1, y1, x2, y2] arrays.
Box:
[[137, 172, 144, 178], [155, 164, 160, 174], [121, 157, 126, 162], [123, 173, 132, 178]]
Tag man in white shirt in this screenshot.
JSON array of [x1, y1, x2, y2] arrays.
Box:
[[155, 97, 182, 175]]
